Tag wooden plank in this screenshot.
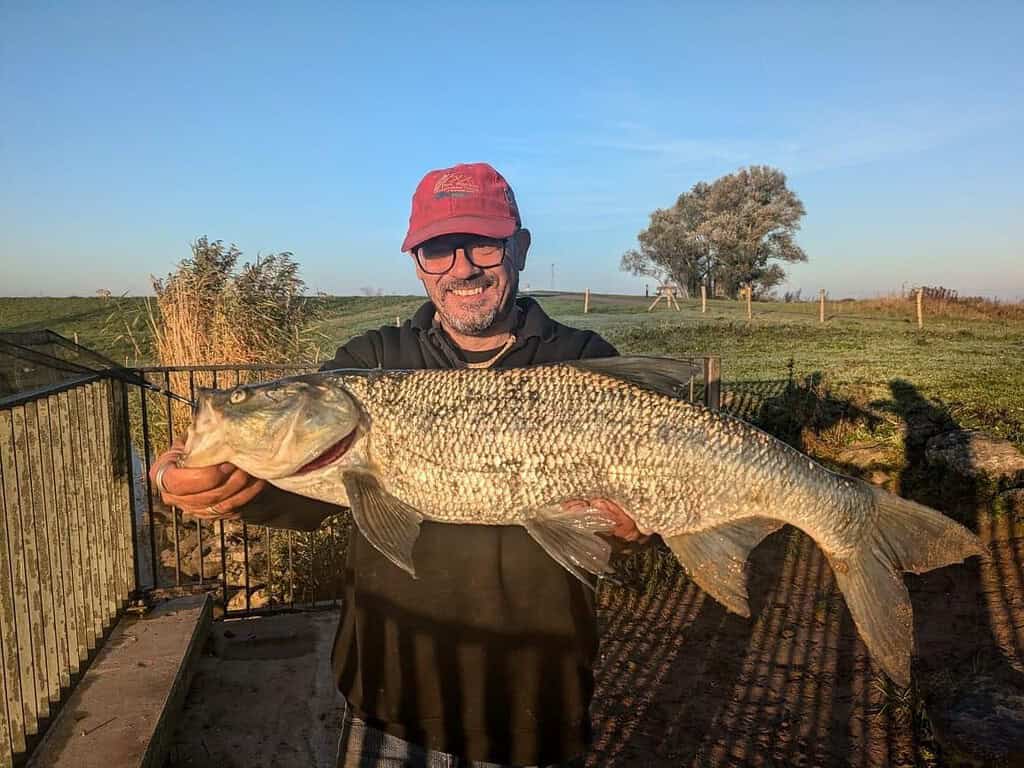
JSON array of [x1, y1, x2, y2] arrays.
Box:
[[104, 382, 128, 600], [118, 382, 140, 595], [0, 410, 39, 735], [108, 382, 132, 602], [0, 414, 26, 759], [55, 392, 86, 668], [85, 384, 116, 626], [25, 402, 62, 706], [10, 406, 50, 722], [71, 387, 102, 647], [119, 384, 138, 596], [102, 381, 127, 610], [96, 382, 125, 609], [704, 356, 722, 411], [43, 395, 75, 686], [0, 632, 12, 767]]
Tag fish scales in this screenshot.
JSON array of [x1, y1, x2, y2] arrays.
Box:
[[339, 366, 870, 548], [182, 356, 984, 686]]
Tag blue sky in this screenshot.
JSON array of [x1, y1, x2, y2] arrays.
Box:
[[2, 2, 1022, 299]]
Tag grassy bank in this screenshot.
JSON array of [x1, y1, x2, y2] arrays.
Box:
[[3, 292, 1022, 447]]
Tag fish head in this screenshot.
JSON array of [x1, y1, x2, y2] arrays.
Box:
[[182, 375, 364, 480]]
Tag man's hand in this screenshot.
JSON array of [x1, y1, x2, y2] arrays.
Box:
[[149, 441, 265, 520], [562, 497, 649, 542]]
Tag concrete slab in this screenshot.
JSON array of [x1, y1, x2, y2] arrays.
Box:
[[166, 609, 345, 768], [28, 594, 212, 768]]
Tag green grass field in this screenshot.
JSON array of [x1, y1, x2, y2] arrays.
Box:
[[3, 292, 1022, 448]]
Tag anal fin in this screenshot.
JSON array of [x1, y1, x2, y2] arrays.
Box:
[[664, 517, 783, 617], [343, 472, 424, 577], [523, 505, 617, 589]]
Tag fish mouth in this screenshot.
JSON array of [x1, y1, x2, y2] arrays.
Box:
[[293, 429, 357, 475]]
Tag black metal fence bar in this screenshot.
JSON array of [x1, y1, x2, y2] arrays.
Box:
[[0, 353, 725, 766], [0, 377, 135, 767]]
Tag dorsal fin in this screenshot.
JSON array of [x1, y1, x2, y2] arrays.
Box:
[[569, 356, 702, 400]]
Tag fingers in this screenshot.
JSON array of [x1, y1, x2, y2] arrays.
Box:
[[581, 499, 643, 540], [160, 463, 237, 497], [179, 478, 266, 520], [162, 467, 252, 508], [212, 477, 266, 513]]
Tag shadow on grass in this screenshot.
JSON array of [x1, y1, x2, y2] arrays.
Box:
[[588, 374, 1024, 766]]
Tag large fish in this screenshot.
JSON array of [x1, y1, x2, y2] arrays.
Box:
[[182, 357, 983, 686]]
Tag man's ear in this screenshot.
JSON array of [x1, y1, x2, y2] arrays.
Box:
[[512, 228, 531, 271]]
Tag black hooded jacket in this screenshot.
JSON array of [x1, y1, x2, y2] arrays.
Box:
[[252, 296, 617, 765]]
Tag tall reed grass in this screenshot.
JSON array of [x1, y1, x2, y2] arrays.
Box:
[[129, 236, 321, 433]]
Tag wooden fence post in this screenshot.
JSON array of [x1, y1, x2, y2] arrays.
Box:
[[396, 316, 401, 327], [701, 284, 707, 314], [703, 355, 721, 411], [584, 289, 590, 314], [819, 289, 825, 323], [916, 288, 923, 329], [746, 285, 752, 320]]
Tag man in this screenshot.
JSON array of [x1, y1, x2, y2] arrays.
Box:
[[151, 162, 642, 767]]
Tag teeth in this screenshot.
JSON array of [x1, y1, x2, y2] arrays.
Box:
[[452, 287, 484, 296]]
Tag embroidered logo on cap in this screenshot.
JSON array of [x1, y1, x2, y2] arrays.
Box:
[[433, 172, 481, 199]]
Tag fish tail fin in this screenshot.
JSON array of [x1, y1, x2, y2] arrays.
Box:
[[830, 487, 984, 687]]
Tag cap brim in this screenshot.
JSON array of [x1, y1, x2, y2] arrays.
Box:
[[401, 215, 518, 252]]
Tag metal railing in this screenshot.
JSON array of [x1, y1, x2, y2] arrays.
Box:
[[0, 354, 722, 766], [124, 358, 720, 614], [0, 376, 136, 767], [124, 364, 351, 620]]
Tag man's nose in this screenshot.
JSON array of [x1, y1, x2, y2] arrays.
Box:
[[448, 248, 481, 279]]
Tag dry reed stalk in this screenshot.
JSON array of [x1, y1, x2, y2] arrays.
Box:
[[147, 238, 319, 434]]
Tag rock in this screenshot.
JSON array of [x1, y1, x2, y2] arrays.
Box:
[[227, 587, 269, 612], [928, 672, 1024, 766], [925, 430, 1024, 486]]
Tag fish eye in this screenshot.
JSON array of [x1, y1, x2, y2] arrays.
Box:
[[229, 388, 248, 404]]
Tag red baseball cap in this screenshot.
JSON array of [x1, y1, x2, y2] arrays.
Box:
[[401, 162, 521, 252]]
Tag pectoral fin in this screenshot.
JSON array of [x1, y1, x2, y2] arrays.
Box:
[[664, 517, 783, 617], [523, 504, 617, 588], [342, 472, 423, 577]]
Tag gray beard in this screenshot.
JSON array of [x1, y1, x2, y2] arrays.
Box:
[[441, 304, 502, 335], [436, 272, 519, 336]]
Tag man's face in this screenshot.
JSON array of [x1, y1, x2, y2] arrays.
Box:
[[412, 230, 530, 335]]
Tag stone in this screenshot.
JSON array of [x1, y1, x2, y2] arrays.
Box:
[[226, 587, 268, 612], [928, 672, 1024, 766], [925, 430, 1024, 486]]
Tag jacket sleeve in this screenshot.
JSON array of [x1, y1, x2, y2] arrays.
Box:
[[319, 331, 383, 371], [578, 331, 618, 360], [237, 331, 383, 531], [238, 485, 341, 532]]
